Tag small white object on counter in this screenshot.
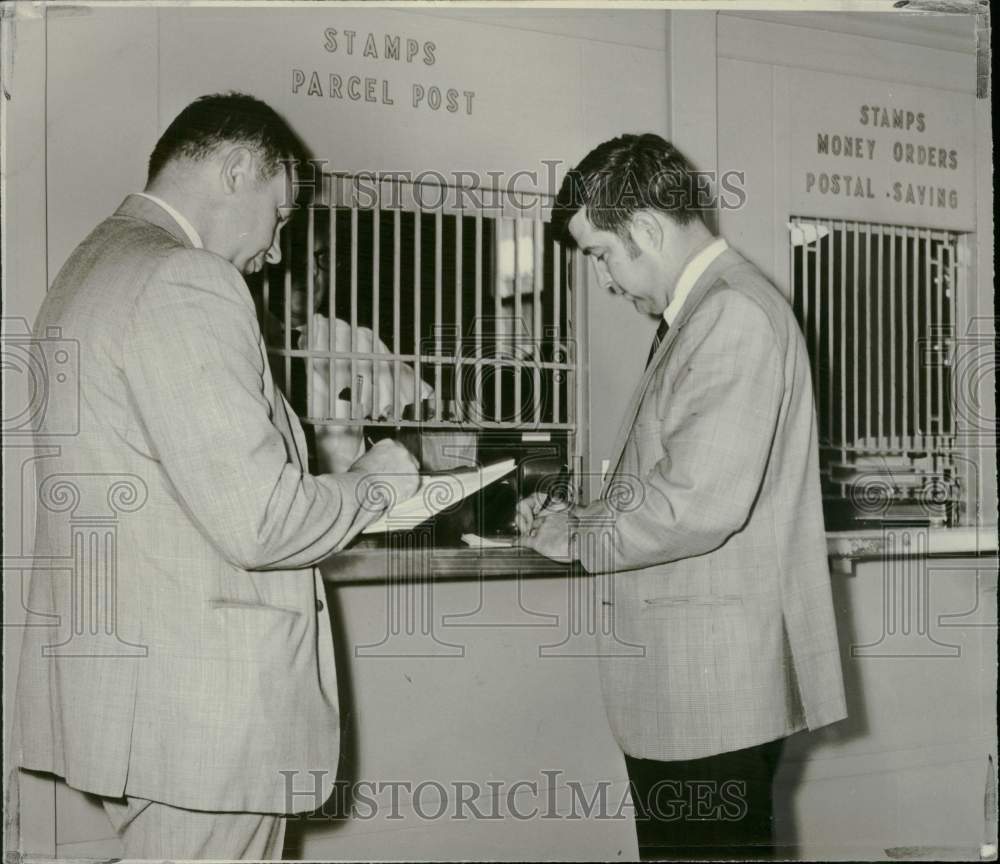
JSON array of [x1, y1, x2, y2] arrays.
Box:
[[461, 533, 516, 549]]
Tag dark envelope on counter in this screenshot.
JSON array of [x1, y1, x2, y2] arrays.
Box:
[[361, 459, 516, 534]]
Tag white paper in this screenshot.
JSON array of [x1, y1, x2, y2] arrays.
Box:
[[460, 533, 516, 549], [362, 459, 516, 534]]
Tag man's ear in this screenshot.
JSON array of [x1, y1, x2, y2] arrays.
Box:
[[220, 145, 255, 195], [628, 210, 663, 254]]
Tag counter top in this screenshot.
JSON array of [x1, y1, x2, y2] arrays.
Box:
[[320, 526, 999, 584], [320, 542, 577, 584], [825, 525, 999, 560]]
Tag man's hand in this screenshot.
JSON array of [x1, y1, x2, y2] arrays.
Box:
[[515, 493, 575, 563], [515, 491, 549, 538], [518, 510, 576, 563], [350, 440, 420, 518], [516, 491, 573, 536]]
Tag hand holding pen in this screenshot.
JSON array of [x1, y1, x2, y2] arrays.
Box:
[[515, 484, 571, 538], [515, 483, 576, 563]]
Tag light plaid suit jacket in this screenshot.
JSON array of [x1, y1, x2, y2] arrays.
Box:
[[16, 195, 377, 813], [573, 247, 847, 760]]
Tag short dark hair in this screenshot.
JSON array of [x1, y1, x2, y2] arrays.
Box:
[[147, 92, 309, 184], [551, 133, 703, 246]]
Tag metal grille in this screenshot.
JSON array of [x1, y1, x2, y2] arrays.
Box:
[[789, 216, 961, 528], [252, 173, 579, 472]]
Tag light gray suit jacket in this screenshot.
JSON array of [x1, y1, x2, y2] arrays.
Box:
[[16, 195, 377, 813], [573, 247, 847, 760]]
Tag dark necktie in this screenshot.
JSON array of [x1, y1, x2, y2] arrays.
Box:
[[646, 317, 670, 368]]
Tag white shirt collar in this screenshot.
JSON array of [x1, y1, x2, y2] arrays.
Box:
[[663, 237, 728, 327], [135, 192, 203, 249]]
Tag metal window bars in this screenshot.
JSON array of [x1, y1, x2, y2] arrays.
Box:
[[252, 172, 579, 469], [789, 216, 961, 528]]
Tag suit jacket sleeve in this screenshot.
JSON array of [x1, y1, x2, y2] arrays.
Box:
[[573, 291, 784, 573], [122, 248, 377, 570]]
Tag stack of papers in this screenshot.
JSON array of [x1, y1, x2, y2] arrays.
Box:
[[362, 459, 516, 534]]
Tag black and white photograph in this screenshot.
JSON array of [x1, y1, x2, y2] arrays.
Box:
[[1, 1, 995, 860]]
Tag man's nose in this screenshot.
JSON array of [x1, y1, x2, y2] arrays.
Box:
[[598, 272, 616, 293], [265, 234, 282, 265], [592, 259, 612, 290]]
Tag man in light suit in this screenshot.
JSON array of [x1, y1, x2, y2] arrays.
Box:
[[14, 93, 418, 859], [518, 134, 847, 859]]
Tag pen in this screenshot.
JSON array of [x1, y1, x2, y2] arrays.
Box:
[[537, 467, 571, 518], [538, 494, 569, 529]]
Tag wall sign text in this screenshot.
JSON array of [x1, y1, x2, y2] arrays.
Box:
[[788, 69, 974, 231], [291, 28, 476, 115]]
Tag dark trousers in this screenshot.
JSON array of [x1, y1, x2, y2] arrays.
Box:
[[625, 738, 785, 861]]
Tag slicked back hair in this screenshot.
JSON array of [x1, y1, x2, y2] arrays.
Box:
[[147, 92, 308, 185], [551, 133, 703, 247]]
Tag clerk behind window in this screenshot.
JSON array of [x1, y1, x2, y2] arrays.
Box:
[[518, 133, 847, 859], [14, 92, 418, 860]]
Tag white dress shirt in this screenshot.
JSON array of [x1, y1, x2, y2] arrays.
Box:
[[663, 237, 728, 326], [135, 192, 203, 249]]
